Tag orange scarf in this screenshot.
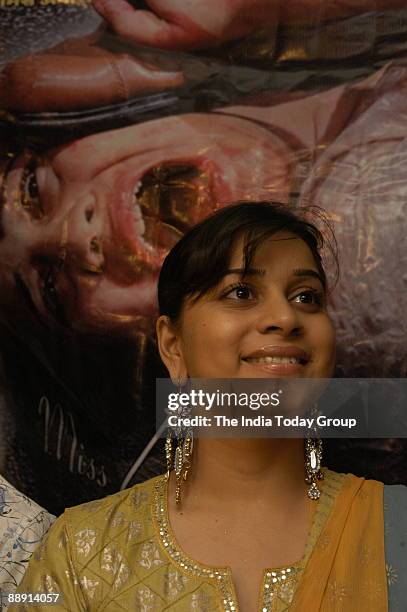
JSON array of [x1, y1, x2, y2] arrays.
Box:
[[292, 474, 387, 611]]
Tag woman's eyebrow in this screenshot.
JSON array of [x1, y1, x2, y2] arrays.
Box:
[[225, 268, 266, 276], [293, 268, 324, 283], [225, 267, 324, 284]]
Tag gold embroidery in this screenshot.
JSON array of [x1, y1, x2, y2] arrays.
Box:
[[41, 573, 60, 593], [191, 590, 214, 611], [126, 519, 142, 543], [132, 488, 149, 509], [164, 566, 189, 599], [111, 511, 127, 527], [386, 563, 399, 586], [101, 545, 130, 589], [64, 566, 79, 586], [138, 541, 164, 570], [328, 580, 348, 602], [134, 585, 159, 611], [80, 575, 99, 599], [260, 567, 299, 609], [74, 529, 97, 556], [57, 528, 68, 551]]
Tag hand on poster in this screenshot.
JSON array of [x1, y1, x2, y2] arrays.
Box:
[[0, 43, 184, 113], [93, 0, 407, 51], [92, 0, 277, 51], [2, 0, 406, 113]]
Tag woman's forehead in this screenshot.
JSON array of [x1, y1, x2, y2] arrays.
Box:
[[228, 231, 316, 267]]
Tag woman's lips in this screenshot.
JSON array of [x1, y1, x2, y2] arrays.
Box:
[[242, 345, 310, 376], [243, 359, 306, 375]]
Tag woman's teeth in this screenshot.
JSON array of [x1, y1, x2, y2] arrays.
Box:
[[134, 180, 142, 196], [132, 203, 142, 219], [246, 357, 302, 365], [132, 182, 145, 235]]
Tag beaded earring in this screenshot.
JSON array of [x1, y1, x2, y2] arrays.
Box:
[[165, 377, 194, 505], [304, 404, 324, 500]]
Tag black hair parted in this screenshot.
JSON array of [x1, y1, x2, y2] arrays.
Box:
[[157, 201, 338, 322]]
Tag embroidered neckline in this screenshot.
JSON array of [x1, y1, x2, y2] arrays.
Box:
[[152, 468, 345, 611]]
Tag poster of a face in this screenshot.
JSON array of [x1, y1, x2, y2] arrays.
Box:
[[1, 0, 407, 513]]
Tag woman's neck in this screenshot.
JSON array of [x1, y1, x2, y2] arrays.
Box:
[[174, 438, 309, 513]]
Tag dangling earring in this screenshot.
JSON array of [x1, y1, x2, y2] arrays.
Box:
[[165, 430, 173, 481], [174, 427, 193, 506], [165, 377, 194, 505], [304, 404, 324, 500]]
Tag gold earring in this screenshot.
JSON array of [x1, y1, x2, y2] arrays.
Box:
[[304, 404, 324, 500], [165, 377, 194, 505]]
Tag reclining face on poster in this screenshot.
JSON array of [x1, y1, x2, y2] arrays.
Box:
[[0, 0, 406, 516], [0, 59, 405, 338]]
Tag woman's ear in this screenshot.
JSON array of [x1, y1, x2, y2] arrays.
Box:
[[156, 315, 187, 382]]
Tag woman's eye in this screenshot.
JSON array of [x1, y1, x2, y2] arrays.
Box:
[[293, 290, 323, 306], [21, 167, 44, 219], [224, 283, 254, 300]]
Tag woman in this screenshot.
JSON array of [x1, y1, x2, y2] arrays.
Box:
[[9, 202, 407, 611]]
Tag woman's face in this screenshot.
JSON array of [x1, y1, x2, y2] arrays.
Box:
[[162, 232, 336, 380], [0, 113, 290, 334]]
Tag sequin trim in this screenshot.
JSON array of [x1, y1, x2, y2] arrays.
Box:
[[152, 477, 237, 611], [152, 469, 345, 612]]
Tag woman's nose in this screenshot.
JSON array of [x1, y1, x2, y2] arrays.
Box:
[[255, 292, 302, 336], [65, 194, 105, 270]]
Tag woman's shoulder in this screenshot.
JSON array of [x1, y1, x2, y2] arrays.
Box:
[[61, 473, 165, 537], [65, 473, 164, 517], [10, 475, 168, 610], [324, 467, 386, 491], [323, 467, 384, 495]]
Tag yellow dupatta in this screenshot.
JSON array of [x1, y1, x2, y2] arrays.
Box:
[[292, 473, 387, 611]]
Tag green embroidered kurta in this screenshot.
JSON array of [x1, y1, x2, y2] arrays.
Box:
[[9, 470, 346, 611]]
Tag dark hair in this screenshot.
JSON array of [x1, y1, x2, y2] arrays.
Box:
[[158, 201, 338, 322]]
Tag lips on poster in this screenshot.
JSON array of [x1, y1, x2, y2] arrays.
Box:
[[0, 0, 407, 513]]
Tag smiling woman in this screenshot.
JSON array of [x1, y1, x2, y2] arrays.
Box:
[[156, 201, 336, 383], [10, 202, 407, 612]]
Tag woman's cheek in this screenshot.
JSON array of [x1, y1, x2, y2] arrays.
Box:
[[325, 322, 337, 374]]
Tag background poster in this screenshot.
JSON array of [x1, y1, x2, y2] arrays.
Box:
[[0, 0, 406, 515]]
